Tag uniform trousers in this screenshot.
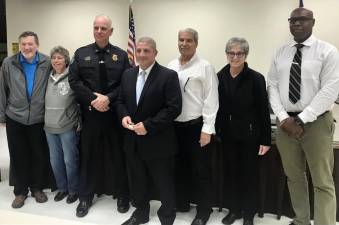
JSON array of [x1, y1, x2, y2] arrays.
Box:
[[276, 112, 336, 225], [78, 110, 129, 201]]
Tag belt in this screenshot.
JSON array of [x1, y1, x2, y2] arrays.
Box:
[[287, 111, 329, 118], [287, 111, 301, 117], [174, 117, 203, 127]]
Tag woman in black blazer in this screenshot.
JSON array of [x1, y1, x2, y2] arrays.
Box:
[[216, 37, 271, 225]]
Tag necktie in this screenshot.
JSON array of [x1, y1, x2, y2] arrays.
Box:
[[98, 50, 108, 94], [136, 70, 146, 104], [289, 44, 304, 104]]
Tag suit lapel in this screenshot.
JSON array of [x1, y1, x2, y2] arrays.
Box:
[[137, 62, 159, 108]]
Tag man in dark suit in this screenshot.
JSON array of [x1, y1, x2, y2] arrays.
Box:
[[117, 37, 182, 225]]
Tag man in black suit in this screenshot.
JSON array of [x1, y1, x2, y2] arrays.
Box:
[[117, 37, 182, 225]]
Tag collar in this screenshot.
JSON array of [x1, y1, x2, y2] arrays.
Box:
[[289, 35, 316, 48], [138, 61, 156, 76], [224, 62, 249, 78], [50, 67, 69, 82], [19, 52, 39, 64], [94, 43, 111, 54], [179, 53, 198, 68]]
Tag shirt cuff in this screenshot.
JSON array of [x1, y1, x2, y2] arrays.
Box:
[[202, 123, 215, 134], [277, 111, 289, 122], [298, 108, 317, 124]]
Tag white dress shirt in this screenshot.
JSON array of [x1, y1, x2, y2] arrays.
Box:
[[138, 62, 155, 82], [168, 53, 219, 134], [136, 62, 155, 104], [267, 35, 339, 123]]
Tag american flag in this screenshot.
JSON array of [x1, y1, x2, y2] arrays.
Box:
[[127, 5, 136, 66], [299, 0, 304, 7]]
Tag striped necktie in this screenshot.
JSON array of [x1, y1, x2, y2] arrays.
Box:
[[289, 43, 304, 104]]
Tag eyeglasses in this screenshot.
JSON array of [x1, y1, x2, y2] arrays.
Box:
[[288, 16, 313, 25], [226, 51, 245, 58]]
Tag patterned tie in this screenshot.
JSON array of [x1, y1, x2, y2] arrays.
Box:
[[136, 70, 146, 104], [289, 44, 304, 104]]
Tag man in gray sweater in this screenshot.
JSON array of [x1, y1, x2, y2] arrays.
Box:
[[0, 31, 51, 208]]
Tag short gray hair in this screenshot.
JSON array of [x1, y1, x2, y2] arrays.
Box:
[[50, 46, 70, 66], [178, 28, 198, 43], [137, 37, 157, 50], [225, 37, 249, 56], [94, 14, 112, 28]]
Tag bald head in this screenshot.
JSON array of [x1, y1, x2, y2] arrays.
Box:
[[290, 7, 314, 19], [289, 7, 315, 43]]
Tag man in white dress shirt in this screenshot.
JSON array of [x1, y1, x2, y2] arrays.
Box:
[[168, 28, 218, 225], [267, 7, 339, 225]]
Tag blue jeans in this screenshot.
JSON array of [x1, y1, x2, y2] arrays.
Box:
[[46, 129, 79, 194]]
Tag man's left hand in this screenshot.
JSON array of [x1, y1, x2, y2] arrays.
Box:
[[199, 132, 211, 147], [91, 93, 110, 112], [280, 117, 304, 138], [134, 122, 147, 135]]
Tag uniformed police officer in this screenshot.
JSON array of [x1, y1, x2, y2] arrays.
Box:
[[69, 14, 131, 218]]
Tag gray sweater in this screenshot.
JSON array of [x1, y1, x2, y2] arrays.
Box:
[[0, 52, 50, 125], [44, 67, 80, 134]]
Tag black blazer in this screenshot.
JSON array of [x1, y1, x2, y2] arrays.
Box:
[[216, 63, 271, 146], [116, 62, 182, 160]]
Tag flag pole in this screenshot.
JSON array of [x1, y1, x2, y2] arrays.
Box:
[[299, 0, 304, 7], [127, 0, 137, 66]]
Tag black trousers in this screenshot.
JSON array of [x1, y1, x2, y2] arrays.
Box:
[[126, 147, 176, 225], [174, 121, 212, 217], [222, 140, 259, 220], [6, 117, 50, 196], [78, 110, 129, 201]]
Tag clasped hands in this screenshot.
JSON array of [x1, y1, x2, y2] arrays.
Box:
[[91, 92, 110, 112], [280, 117, 304, 138], [122, 116, 147, 135]]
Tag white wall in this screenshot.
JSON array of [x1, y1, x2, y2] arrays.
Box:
[[5, 0, 339, 139], [6, 0, 339, 73]]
